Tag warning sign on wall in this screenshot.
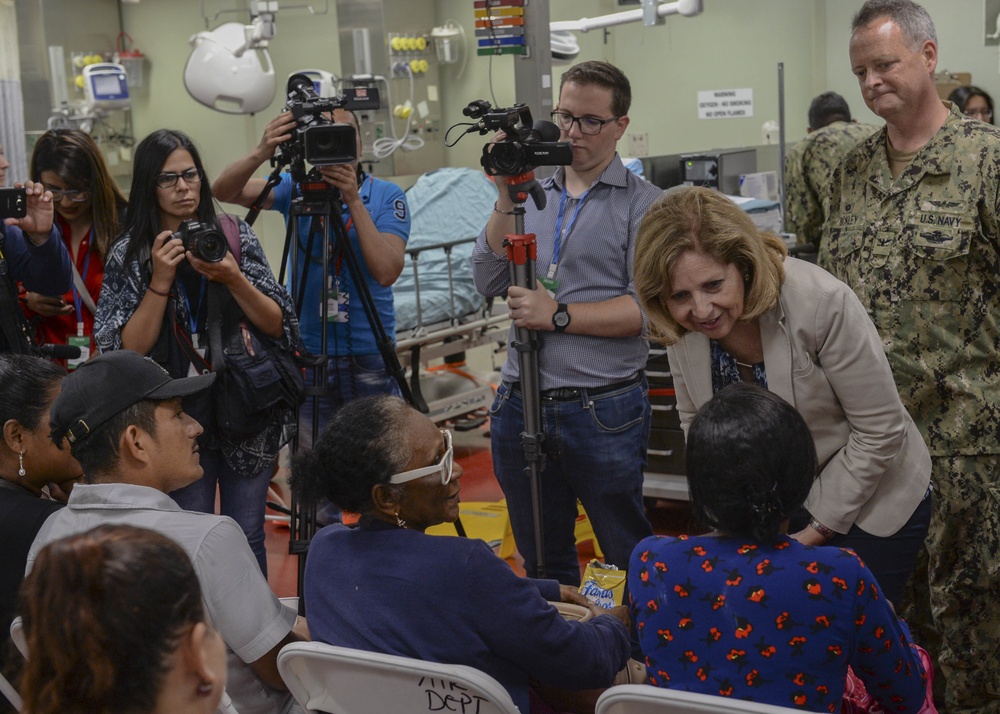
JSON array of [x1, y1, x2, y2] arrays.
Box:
[[697, 88, 754, 119]]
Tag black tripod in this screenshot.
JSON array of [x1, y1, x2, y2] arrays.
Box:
[[501, 172, 548, 578], [245, 165, 417, 598], [246, 163, 469, 603]]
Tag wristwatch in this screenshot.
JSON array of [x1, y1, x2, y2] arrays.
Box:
[[552, 303, 570, 332]]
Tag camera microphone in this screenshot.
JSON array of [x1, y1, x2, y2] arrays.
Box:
[[35, 344, 82, 360], [530, 120, 561, 143], [286, 73, 316, 98]]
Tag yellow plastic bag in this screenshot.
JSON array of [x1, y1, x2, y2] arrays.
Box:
[[578, 559, 625, 609]]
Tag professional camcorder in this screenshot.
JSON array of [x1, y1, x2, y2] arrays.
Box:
[[173, 220, 228, 263], [277, 73, 381, 184], [463, 100, 572, 176]]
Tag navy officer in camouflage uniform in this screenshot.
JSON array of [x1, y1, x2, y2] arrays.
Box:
[[820, 1, 1000, 711], [783, 92, 878, 249]]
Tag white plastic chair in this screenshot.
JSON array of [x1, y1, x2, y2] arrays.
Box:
[[596, 684, 805, 714], [9, 617, 25, 659], [11, 615, 239, 714], [277, 641, 521, 714]]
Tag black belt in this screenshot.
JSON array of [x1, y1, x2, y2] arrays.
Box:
[[511, 373, 643, 402]]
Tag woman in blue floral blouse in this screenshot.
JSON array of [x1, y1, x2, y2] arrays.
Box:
[[628, 384, 927, 713]]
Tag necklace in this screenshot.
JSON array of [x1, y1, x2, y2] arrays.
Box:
[[735, 359, 756, 369]]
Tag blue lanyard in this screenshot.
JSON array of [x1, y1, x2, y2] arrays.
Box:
[[176, 277, 207, 338], [70, 243, 93, 325], [549, 185, 589, 277]]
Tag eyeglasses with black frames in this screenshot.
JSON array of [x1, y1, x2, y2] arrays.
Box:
[[155, 167, 204, 189], [550, 111, 621, 135]]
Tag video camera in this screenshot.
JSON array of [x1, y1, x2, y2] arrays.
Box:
[[277, 73, 381, 184], [463, 101, 572, 176]]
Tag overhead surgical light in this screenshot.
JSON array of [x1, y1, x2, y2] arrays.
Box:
[[184, 21, 275, 114], [550, 31, 580, 64], [550, 0, 703, 34]]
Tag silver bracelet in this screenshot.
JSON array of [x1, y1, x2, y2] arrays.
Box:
[[493, 201, 515, 216], [809, 518, 834, 539]]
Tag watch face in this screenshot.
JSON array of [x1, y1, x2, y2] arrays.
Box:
[[554, 311, 569, 327]]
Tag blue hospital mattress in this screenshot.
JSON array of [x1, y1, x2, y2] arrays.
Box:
[[394, 168, 499, 332]]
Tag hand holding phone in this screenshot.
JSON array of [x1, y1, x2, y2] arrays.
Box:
[[0, 186, 27, 220]]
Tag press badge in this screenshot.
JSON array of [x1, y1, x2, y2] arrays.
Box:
[[325, 276, 349, 323], [186, 333, 208, 377], [538, 275, 559, 296], [66, 324, 90, 371]]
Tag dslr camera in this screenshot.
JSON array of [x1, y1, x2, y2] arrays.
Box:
[[173, 220, 229, 263], [463, 101, 572, 176], [277, 73, 381, 184]]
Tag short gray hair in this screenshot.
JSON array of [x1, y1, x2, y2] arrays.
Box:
[[852, 0, 937, 49]]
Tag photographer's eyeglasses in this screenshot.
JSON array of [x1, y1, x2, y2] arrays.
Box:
[[155, 168, 204, 189], [389, 430, 455, 485], [550, 111, 621, 135], [45, 188, 91, 203], [967, 108, 993, 121]]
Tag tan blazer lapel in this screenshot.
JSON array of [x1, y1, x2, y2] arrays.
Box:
[[759, 305, 795, 408]]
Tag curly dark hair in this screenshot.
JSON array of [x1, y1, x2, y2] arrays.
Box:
[[686, 384, 818, 542], [290, 395, 412, 514]]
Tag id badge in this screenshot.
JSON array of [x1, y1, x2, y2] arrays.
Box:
[[66, 334, 90, 370], [325, 278, 350, 323], [538, 276, 559, 297], [187, 334, 208, 377]]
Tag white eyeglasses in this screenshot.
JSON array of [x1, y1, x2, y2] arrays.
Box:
[[389, 430, 454, 485]]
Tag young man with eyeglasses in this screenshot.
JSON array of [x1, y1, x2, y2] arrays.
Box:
[[473, 61, 660, 587]]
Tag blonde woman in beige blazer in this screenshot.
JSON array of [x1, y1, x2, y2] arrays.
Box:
[[634, 186, 931, 605]]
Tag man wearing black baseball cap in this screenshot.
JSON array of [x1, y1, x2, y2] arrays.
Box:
[[29, 350, 306, 714]]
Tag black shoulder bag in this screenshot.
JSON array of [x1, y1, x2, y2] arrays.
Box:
[[206, 216, 305, 439]]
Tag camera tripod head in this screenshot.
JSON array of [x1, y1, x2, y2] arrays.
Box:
[[504, 171, 548, 212]]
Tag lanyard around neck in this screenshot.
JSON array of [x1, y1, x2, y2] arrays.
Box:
[[549, 184, 590, 277]]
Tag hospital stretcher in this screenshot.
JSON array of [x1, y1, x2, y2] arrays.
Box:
[[393, 235, 509, 425]]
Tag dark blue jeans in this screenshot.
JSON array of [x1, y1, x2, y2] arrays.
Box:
[[489, 378, 654, 585], [169, 449, 274, 576]]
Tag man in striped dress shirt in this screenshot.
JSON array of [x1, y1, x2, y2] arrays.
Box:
[[473, 60, 660, 586]]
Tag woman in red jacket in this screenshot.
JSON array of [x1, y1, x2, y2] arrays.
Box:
[[23, 129, 126, 367]]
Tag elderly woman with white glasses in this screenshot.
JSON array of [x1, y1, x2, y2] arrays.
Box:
[[290, 394, 632, 714]]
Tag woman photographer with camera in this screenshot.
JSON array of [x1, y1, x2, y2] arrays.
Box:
[[23, 129, 127, 368], [95, 129, 301, 575]]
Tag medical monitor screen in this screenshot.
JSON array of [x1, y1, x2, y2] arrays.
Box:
[[93, 74, 127, 99]]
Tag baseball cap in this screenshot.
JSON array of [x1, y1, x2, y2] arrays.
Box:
[[51, 350, 217, 445]]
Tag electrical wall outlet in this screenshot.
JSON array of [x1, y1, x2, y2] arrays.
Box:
[[627, 132, 648, 157]]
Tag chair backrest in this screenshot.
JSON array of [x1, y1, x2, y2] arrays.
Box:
[[9, 617, 25, 658], [277, 642, 521, 714], [596, 684, 806, 714]]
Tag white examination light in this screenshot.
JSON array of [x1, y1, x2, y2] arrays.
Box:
[[551, 0, 703, 34], [184, 22, 276, 114], [550, 31, 580, 64]]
